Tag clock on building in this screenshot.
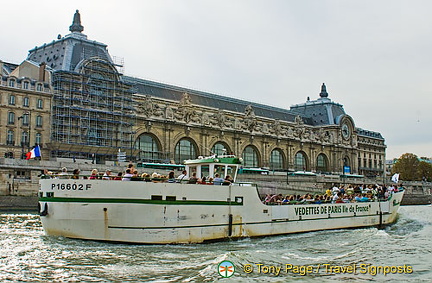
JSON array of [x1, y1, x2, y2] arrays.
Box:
[[341, 122, 351, 140]]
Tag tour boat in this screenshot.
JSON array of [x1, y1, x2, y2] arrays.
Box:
[[38, 155, 404, 244]]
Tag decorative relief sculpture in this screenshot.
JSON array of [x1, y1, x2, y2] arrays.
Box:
[[212, 110, 227, 128], [243, 104, 257, 132], [137, 95, 163, 117], [174, 92, 198, 123]]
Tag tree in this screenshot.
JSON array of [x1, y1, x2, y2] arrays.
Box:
[[418, 161, 432, 182], [391, 153, 420, 181]]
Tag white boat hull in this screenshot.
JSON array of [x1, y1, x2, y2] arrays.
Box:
[[38, 179, 404, 244]]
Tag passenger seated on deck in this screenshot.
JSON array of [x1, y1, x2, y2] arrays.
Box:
[[198, 176, 207, 184], [355, 194, 370, 202], [89, 169, 98, 179], [222, 175, 233, 185], [335, 193, 344, 203], [282, 195, 290, 204], [176, 170, 188, 183], [207, 177, 214, 185], [57, 167, 69, 179], [114, 172, 122, 180], [188, 173, 198, 184], [102, 169, 112, 180], [122, 169, 133, 181], [131, 170, 141, 181], [167, 171, 176, 183], [264, 194, 272, 204], [213, 174, 224, 185], [71, 169, 80, 179], [314, 195, 322, 204]]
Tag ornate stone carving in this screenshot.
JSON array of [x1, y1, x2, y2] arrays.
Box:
[[243, 104, 257, 132], [174, 93, 197, 123], [137, 95, 162, 117], [201, 111, 210, 125], [166, 106, 174, 120], [212, 110, 227, 128]]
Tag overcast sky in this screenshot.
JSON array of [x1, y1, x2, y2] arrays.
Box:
[[2, 0, 431, 159]]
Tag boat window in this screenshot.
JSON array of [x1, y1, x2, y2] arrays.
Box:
[[188, 166, 197, 176], [227, 165, 237, 179], [214, 165, 225, 178], [201, 165, 210, 178]]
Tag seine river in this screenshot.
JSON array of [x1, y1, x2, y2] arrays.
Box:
[[0, 205, 430, 282]]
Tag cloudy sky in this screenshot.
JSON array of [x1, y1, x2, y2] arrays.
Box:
[[2, 0, 431, 159]]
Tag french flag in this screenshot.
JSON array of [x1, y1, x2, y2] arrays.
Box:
[[26, 145, 41, 160]]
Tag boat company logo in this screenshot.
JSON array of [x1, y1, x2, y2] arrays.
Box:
[[218, 260, 235, 278]]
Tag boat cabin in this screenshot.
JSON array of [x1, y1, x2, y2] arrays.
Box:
[[183, 155, 242, 182]]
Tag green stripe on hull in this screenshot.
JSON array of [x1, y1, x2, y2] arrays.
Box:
[[38, 197, 243, 206]]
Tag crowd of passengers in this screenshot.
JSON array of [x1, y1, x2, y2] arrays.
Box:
[[263, 184, 404, 205], [40, 164, 234, 185]]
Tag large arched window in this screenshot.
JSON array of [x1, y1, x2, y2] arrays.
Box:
[[269, 149, 284, 170], [316, 154, 329, 173], [136, 134, 161, 163], [211, 142, 231, 156], [174, 138, 197, 164], [242, 145, 259, 168], [294, 151, 308, 171]]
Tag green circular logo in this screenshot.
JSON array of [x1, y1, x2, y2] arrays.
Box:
[[218, 260, 235, 278]]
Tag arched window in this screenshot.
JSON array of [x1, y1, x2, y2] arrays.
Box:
[[35, 133, 42, 145], [7, 130, 14, 145], [269, 149, 284, 170], [174, 138, 197, 164], [211, 142, 231, 156], [136, 134, 161, 163], [242, 146, 259, 167], [316, 154, 329, 173], [294, 151, 308, 171], [8, 112, 15, 124]]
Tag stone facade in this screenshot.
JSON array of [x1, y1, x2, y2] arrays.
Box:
[[0, 60, 52, 160]]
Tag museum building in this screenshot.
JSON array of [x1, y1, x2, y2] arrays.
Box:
[[1, 10, 386, 176]]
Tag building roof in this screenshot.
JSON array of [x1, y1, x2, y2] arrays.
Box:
[[123, 76, 310, 124], [26, 10, 111, 72]]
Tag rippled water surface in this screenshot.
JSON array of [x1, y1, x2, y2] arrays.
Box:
[[0, 206, 431, 282]]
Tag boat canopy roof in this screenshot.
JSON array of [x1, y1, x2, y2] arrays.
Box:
[[183, 155, 243, 165]]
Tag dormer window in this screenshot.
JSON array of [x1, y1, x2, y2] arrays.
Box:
[[36, 83, 43, 92], [8, 79, 16, 87], [23, 81, 29, 90]]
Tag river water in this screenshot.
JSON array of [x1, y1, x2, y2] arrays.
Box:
[[0, 205, 430, 282]]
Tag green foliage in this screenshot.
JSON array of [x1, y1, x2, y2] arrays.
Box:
[[392, 153, 432, 181]]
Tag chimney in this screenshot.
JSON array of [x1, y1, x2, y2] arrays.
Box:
[[39, 62, 46, 82]]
